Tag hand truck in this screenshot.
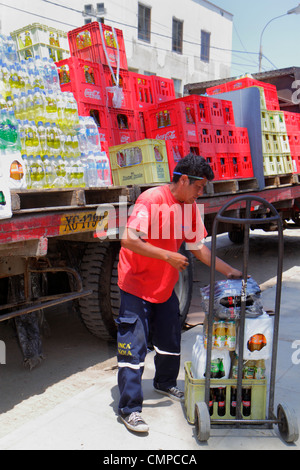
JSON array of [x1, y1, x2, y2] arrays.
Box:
[[193, 195, 299, 444]]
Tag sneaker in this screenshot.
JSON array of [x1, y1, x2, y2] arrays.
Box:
[[154, 386, 184, 402], [119, 411, 149, 433]]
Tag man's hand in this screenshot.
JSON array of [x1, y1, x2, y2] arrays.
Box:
[[165, 251, 189, 272], [227, 268, 243, 279]]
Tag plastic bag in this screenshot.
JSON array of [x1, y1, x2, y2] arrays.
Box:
[[236, 312, 273, 360], [106, 85, 124, 108], [200, 277, 263, 319]]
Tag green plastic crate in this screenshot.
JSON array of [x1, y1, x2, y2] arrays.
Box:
[[184, 361, 267, 425]]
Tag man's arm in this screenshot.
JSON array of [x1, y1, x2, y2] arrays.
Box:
[[121, 227, 189, 272], [190, 243, 242, 279]]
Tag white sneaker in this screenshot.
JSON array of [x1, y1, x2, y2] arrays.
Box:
[[120, 411, 149, 433]]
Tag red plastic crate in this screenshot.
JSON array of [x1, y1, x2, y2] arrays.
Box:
[[102, 65, 133, 110], [230, 153, 254, 178], [225, 127, 239, 153], [288, 131, 300, 157], [68, 22, 128, 70], [216, 154, 233, 180], [108, 109, 138, 145], [134, 110, 146, 140], [237, 127, 251, 154], [206, 83, 228, 95], [143, 100, 199, 143], [292, 155, 300, 173], [208, 98, 225, 126], [225, 77, 279, 111], [152, 76, 176, 103], [56, 57, 106, 107], [165, 140, 191, 176], [283, 111, 300, 132], [222, 100, 235, 126], [198, 124, 215, 156], [129, 72, 155, 110], [213, 127, 227, 153]]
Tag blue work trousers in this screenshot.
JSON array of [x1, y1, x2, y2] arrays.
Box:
[[116, 289, 181, 416]]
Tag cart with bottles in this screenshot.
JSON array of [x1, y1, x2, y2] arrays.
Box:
[[184, 194, 299, 444]]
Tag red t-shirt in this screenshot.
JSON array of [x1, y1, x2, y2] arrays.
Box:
[[118, 185, 207, 303]]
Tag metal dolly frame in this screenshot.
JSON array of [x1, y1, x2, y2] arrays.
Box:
[[194, 195, 299, 444]]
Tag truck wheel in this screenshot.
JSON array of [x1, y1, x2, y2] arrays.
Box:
[[79, 242, 119, 341], [228, 229, 245, 244]]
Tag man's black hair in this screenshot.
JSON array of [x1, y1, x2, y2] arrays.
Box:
[[172, 154, 214, 183]]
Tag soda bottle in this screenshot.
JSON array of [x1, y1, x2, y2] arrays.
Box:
[[214, 321, 226, 348], [19, 60, 31, 92], [209, 389, 214, 416], [230, 387, 237, 417], [8, 64, 20, 96], [216, 387, 226, 417], [242, 387, 251, 417], [0, 109, 21, 153], [243, 360, 255, 379], [254, 360, 266, 380], [225, 320, 236, 351]]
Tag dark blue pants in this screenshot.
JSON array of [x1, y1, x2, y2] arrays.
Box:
[[116, 289, 181, 416]]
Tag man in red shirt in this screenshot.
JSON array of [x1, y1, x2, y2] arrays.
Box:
[[117, 154, 242, 433]]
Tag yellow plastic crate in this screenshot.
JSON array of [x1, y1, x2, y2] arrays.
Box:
[[263, 155, 277, 175], [109, 139, 170, 186], [268, 111, 286, 134], [283, 154, 294, 174], [10, 23, 69, 61], [184, 361, 267, 425]]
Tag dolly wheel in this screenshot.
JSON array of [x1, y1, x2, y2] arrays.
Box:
[[277, 403, 299, 443], [194, 402, 210, 442]]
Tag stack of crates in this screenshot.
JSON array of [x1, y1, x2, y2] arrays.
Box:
[[11, 23, 69, 62], [207, 76, 297, 177], [143, 95, 254, 181], [283, 111, 300, 174], [64, 22, 176, 148], [261, 109, 293, 176]]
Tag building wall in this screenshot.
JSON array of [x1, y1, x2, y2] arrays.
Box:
[[0, 0, 233, 95]]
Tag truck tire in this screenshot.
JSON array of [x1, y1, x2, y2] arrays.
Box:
[[79, 242, 193, 341], [79, 242, 119, 341]]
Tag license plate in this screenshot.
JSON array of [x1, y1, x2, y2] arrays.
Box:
[[59, 211, 108, 235]]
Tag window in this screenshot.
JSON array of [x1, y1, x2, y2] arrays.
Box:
[[138, 3, 151, 42], [84, 4, 93, 15], [172, 18, 183, 54], [96, 3, 105, 14], [201, 30, 210, 62]]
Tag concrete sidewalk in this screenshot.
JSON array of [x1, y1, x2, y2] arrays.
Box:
[[0, 272, 299, 451]]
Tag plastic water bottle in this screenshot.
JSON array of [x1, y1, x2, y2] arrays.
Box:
[[45, 90, 58, 124], [86, 151, 97, 187], [42, 153, 56, 188], [22, 153, 31, 188], [3, 35, 18, 64], [0, 60, 10, 99], [53, 153, 67, 188], [25, 89, 34, 122], [37, 121, 47, 153], [85, 116, 100, 151], [33, 87, 47, 123], [56, 91, 66, 129], [0, 109, 21, 153], [28, 153, 45, 189], [24, 119, 40, 156], [48, 58, 60, 93]]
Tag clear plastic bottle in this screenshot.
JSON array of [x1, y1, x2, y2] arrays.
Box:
[[86, 151, 97, 187], [56, 91, 66, 129], [33, 87, 47, 123], [22, 153, 31, 188], [53, 153, 67, 188], [37, 121, 47, 154], [28, 153, 45, 189], [0, 109, 21, 154], [42, 153, 56, 188], [25, 89, 34, 122]]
